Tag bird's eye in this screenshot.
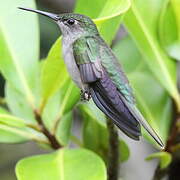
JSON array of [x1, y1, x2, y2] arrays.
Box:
[[67, 18, 75, 25]]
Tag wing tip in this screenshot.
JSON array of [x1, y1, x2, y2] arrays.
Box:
[[122, 99, 165, 149], [153, 135, 165, 149]]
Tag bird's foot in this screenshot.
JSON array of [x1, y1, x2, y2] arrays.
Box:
[[81, 90, 91, 101]]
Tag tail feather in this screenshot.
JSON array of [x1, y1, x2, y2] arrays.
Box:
[[120, 95, 164, 148]]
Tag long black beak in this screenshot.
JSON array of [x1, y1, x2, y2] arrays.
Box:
[[18, 7, 59, 21]]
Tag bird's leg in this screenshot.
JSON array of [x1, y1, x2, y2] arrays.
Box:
[[80, 90, 91, 101], [80, 86, 91, 101]]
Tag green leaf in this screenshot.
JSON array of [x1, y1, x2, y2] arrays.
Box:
[[16, 148, 107, 180], [0, 124, 47, 144], [168, 42, 180, 61], [146, 152, 172, 169], [159, 0, 177, 49], [0, 124, 27, 143], [0, 0, 39, 106], [41, 80, 79, 146], [5, 83, 36, 124], [41, 91, 62, 131], [0, 107, 44, 144], [123, 0, 180, 111], [40, 38, 69, 110], [56, 80, 80, 117], [75, 0, 130, 20], [171, 0, 180, 39], [118, 140, 130, 162], [42, 80, 79, 133], [0, 113, 26, 128], [75, 0, 108, 18], [167, 0, 180, 61], [75, 0, 131, 43], [79, 100, 130, 163], [113, 36, 172, 145], [55, 112, 73, 146], [158, 0, 180, 61]]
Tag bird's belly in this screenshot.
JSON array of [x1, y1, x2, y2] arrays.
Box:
[[62, 43, 85, 89]]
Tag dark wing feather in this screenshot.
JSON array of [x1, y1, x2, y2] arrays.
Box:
[[90, 71, 141, 140]]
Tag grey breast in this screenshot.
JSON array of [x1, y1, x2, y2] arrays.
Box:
[[62, 35, 85, 89]]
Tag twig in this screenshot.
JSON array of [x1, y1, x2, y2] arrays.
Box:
[[34, 109, 62, 149], [106, 117, 119, 180], [152, 165, 168, 180], [165, 112, 180, 152], [153, 102, 180, 179]]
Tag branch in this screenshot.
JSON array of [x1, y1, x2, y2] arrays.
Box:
[[152, 165, 169, 180], [153, 102, 180, 179], [34, 109, 62, 149], [106, 117, 119, 180], [165, 111, 180, 152]]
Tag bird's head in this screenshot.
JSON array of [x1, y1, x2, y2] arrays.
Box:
[[19, 7, 99, 37]]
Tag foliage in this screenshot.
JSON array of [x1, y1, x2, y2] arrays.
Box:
[[146, 152, 172, 169], [124, 0, 180, 110], [16, 148, 107, 180], [0, 0, 179, 179]]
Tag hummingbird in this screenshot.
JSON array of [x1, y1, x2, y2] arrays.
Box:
[[19, 7, 164, 148]]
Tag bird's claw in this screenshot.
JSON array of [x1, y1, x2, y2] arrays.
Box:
[[81, 90, 91, 101]]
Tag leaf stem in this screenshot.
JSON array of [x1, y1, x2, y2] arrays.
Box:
[[165, 110, 180, 153], [34, 109, 62, 149], [106, 117, 119, 180], [0, 124, 49, 144], [52, 82, 74, 134]]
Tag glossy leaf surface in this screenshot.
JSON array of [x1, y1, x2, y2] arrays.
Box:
[[16, 148, 107, 180]]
